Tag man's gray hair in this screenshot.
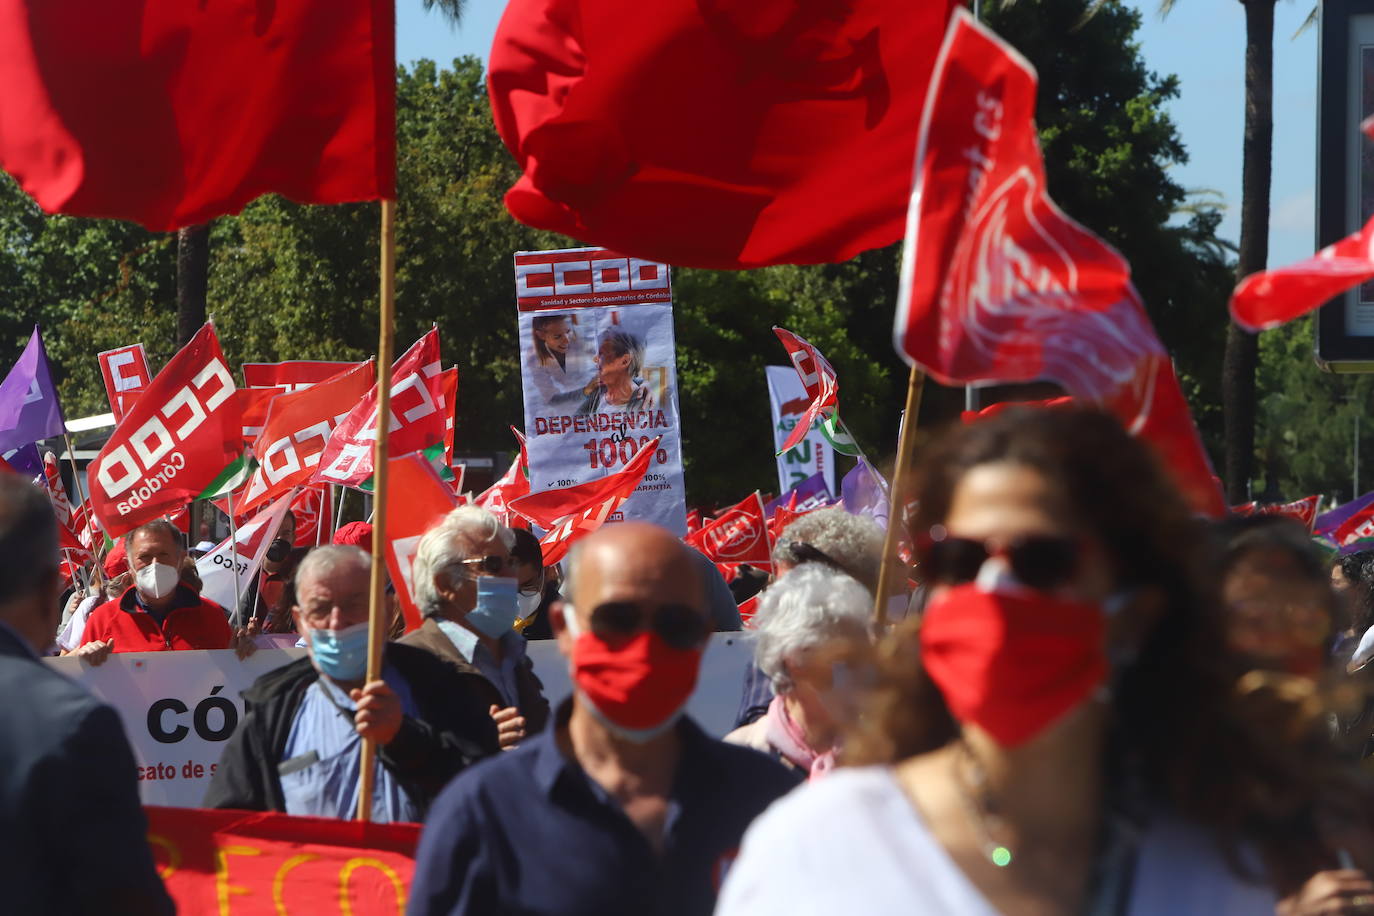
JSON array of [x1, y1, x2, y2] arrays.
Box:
[[411, 506, 511, 617], [295, 544, 371, 594], [753, 563, 871, 694], [771, 507, 884, 593], [123, 518, 185, 554]]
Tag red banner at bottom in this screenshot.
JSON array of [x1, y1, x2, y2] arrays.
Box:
[[144, 806, 421, 914]]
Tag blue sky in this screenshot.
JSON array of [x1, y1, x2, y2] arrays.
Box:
[[396, 1, 1320, 267]]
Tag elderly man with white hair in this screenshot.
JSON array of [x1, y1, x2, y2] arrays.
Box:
[[204, 545, 498, 820], [400, 506, 551, 748], [725, 564, 871, 780]]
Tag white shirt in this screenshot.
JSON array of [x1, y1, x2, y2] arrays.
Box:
[[55, 594, 103, 652], [526, 344, 595, 409], [716, 767, 1276, 916]]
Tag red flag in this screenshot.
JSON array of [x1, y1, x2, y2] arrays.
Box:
[[439, 367, 459, 471], [892, 10, 1223, 517], [1241, 495, 1322, 533], [88, 323, 242, 537], [42, 452, 92, 561], [315, 330, 444, 488], [772, 328, 839, 454], [686, 508, 703, 534], [1230, 502, 1257, 517], [290, 485, 333, 547], [738, 592, 761, 629], [476, 429, 530, 525], [385, 452, 458, 633], [1337, 503, 1374, 547], [960, 396, 1076, 424], [0, 0, 395, 230], [488, 0, 958, 269], [97, 344, 151, 422], [237, 388, 280, 449], [509, 437, 661, 565], [243, 361, 362, 394], [689, 492, 772, 567], [240, 361, 376, 513], [1229, 117, 1374, 331]]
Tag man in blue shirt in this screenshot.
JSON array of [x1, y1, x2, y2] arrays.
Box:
[[408, 523, 800, 915], [205, 545, 499, 818]]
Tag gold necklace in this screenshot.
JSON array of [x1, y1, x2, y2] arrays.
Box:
[[952, 741, 1014, 868]]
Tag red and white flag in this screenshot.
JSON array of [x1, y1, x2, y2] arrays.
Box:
[[508, 437, 660, 565], [476, 428, 530, 525], [97, 344, 152, 422], [314, 330, 444, 488], [772, 328, 839, 454], [1336, 503, 1374, 548], [687, 492, 772, 568], [384, 452, 458, 633], [243, 361, 362, 394], [88, 323, 243, 536], [1230, 118, 1374, 331], [892, 10, 1224, 517], [291, 485, 333, 547], [195, 489, 296, 618], [1236, 495, 1323, 533], [41, 451, 92, 560], [240, 360, 376, 513]]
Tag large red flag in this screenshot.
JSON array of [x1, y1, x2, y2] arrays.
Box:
[[488, 0, 958, 269], [88, 323, 243, 536], [385, 452, 458, 633], [509, 437, 660, 564], [476, 428, 530, 525], [0, 0, 395, 230], [687, 492, 773, 568], [314, 330, 444, 488], [239, 361, 376, 513], [892, 10, 1224, 517]]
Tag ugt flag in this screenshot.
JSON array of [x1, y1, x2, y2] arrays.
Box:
[[892, 10, 1224, 517], [0, 326, 66, 453], [488, 0, 958, 269], [0, 0, 395, 230], [88, 323, 243, 537]]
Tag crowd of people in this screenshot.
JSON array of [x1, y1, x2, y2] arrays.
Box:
[[6, 406, 1374, 913]]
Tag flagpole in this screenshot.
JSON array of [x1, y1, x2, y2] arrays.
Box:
[[226, 488, 243, 628], [62, 431, 104, 588], [357, 196, 396, 823], [873, 366, 925, 626]]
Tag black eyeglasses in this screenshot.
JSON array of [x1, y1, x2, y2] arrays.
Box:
[[458, 555, 511, 575], [920, 531, 1080, 591], [589, 601, 711, 650]]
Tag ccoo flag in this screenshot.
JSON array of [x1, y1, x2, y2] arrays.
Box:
[[0, 0, 395, 230], [0, 326, 66, 453], [891, 10, 1224, 517]]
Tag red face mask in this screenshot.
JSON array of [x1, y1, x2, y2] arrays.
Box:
[[571, 630, 702, 738], [919, 583, 1107, 748]]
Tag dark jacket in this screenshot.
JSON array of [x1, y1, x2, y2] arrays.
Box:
[[399, 617, 552, 736], [203, 642, 499, 816], [0, 623, 174, 916]]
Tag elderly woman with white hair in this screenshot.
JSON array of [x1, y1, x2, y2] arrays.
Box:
[[399, 506, 551, 748], [725, 564, 872, 780]]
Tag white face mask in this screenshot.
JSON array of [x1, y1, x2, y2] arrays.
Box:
[[517, 590, 542, 618], [134, 561, 180, 600]]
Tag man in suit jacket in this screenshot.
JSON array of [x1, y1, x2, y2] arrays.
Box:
[[401, 506, 551, 748], [0, 474, 173, 915]]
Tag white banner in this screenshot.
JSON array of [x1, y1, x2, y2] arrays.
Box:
[[515, 247, 687, 534], [766, 365, 835, 497], [43, 648, 304, 807], [196, 489, 296, 619]]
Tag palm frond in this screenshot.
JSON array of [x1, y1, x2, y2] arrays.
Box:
[[422, 0, 464, 27], [1292, 5, 1318, 40]]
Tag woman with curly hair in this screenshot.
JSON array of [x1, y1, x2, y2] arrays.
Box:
[[719, 407, 1369, 914]]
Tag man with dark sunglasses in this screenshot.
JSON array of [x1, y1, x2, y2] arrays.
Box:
[[409, 523, 800, 916]]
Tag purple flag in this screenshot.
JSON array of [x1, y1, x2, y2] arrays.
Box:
[[1317, 492, 1374, 538], [0, 327, 66, 452], [1, 442, 43, 480], [842, 459, 889, 529], [764, 471, 832, 517]]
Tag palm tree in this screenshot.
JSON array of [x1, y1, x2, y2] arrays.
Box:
[[422, 0, 465, 24], [1161, 0, 1283, 503]]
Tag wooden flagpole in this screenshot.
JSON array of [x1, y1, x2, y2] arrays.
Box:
[[873, 366, 925, 626], [356, 197, 396, 823], [63, 431, 104, 588]]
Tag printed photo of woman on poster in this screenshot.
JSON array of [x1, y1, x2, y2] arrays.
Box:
[[527, 314, 596, 407], [580, 328, 657, 415]]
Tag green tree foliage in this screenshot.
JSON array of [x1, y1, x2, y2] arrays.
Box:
[[0, 0, 1238, 506]]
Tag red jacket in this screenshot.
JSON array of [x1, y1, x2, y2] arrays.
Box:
[[80, 586, 232, 652]]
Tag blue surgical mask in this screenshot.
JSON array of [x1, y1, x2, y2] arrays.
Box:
[[465, 576, 519, 639], [308, 621, 370, 682]]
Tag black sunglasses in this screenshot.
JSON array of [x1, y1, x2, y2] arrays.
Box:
[[921, 532, 1080, 591], [589, 601, 711, 651]]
